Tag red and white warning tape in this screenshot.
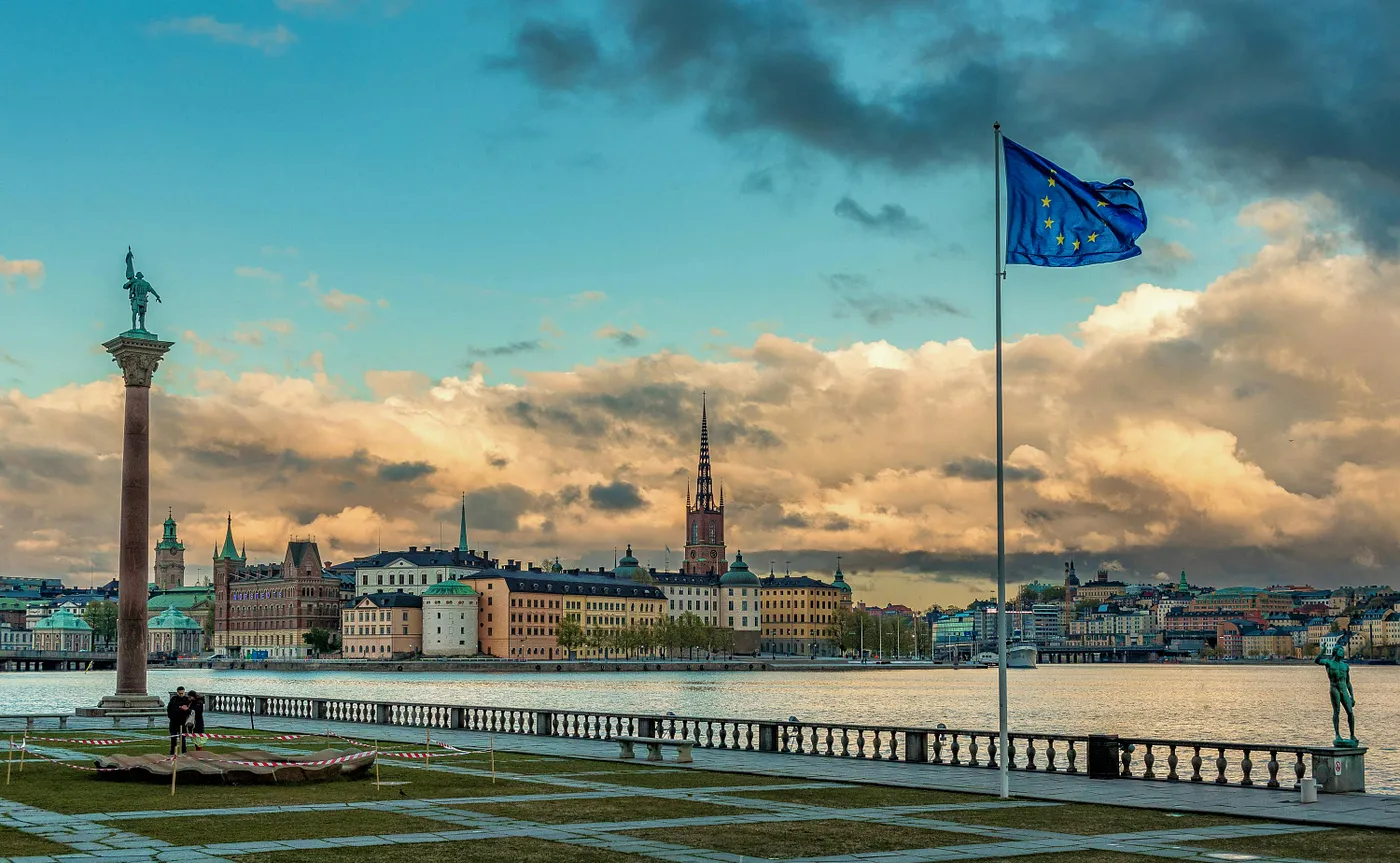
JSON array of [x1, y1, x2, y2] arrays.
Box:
[[22, 736, 135, 746], [225, 750, 377, 768]]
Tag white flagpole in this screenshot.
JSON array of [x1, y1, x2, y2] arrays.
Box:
[[993, 121, 1009, 800]]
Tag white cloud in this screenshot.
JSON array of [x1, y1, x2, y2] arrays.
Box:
[[0, 257, 45, 291], [148, 16, 297, 55], [234, 266, 283, 284], [571, 290, 606, 306]]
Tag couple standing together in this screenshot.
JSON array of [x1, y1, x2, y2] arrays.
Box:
[[166, 686, 205, 755]]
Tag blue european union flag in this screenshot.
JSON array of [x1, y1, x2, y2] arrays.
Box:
[[1003, 138, 1146, 267]]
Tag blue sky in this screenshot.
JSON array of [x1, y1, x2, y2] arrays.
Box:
[[0, 1, 1261, 398]]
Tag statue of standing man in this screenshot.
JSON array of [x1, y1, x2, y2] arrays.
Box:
[[122, 247, 161, 334], [1315, 643, 1358, 747]]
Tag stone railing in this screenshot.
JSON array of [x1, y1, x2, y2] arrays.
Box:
[[1112, 736, 1314, 789], [203, 693, 1355, 791]]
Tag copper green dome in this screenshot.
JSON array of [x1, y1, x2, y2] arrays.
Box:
[[34, 608, 92, 631], [150, 607, 202, 630], [614, 544, 653, 584], [832, 559, 851, 592], [720, 551, 760, 586], [424, 579, 478, 596]]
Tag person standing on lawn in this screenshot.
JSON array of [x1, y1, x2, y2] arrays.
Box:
[[167, 686, 190, 755], [186, 690, 206, 750]]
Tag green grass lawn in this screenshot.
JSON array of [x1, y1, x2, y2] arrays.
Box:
[[117, 808, 460, 844], [1188, 826, 1397, 863], [929, 801, 1258, 834], [0, 764, 554, 814], [621, 818, 990, 858], [730, 783, 996, 807], [235, 837, 654, 863], [458, 794, 757, 824], [0, 824, 73, 857], [457, 754, 654, 775], [598, 768, 792, 789]]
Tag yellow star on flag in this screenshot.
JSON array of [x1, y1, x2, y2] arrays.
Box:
[[1056, 234, 1064, 246], [1041, 196, 1051, 207], [1097, 201, 1107, 207], [1043, 217, 1055, 229], [1072, 239, 1081, 251], [1047, 177, 1056, 187], [1087, 232, 1098, 243]]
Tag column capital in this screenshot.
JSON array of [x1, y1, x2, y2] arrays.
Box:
[[102, 335, 174, 388]]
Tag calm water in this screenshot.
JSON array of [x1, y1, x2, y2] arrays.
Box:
[[8, 664, 1396, 792]]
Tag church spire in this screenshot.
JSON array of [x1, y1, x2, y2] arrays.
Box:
[[695, 392, 716, 511], [457, 492, 469, 552], [217, 513, 241, 561]]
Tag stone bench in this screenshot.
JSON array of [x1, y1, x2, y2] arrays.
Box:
[[102, 710, 166, 728], [0, 714, 70, 730], [616, 735, 694, 763]]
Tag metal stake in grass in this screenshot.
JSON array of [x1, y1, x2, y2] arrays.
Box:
[[490, 734, 495, 784], [6, 734, 12, 786], [18, 731, 25, 773], [425, 726, 431, 768], [374, 739, 382, 790], [170, 752, 178, 797]]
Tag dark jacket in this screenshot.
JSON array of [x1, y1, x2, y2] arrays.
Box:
[[166, 695, 189, 724]]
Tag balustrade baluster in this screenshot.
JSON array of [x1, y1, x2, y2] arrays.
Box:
[[986, 735, 996, 769], [1167, 745, 1179, 781], [1293, 753, 1306, 789], [1143, 744, 1155, 779], [1214, 748, 1228, 785], [1045, 738, 1056, 772], [1024, 737, 1036, 771], [932, 733, 943, 764], [1120, 743, 1133, 778], [1240, 749, 1254, 787], [1190, 746, 1203, 782], [968, 735, 978, 767], [951, 733, 962, 766], [1067, 740, 1078, 774]]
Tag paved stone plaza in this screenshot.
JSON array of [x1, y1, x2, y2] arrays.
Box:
[[0, 718, 1386, 863]]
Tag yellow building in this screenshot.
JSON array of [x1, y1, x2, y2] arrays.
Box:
[[462, 566, 666, 660], [759, 565, 853, 656], [341, 592, 422, 659]]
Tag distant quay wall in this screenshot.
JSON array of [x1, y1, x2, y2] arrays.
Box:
[[179, 658, 973, 674]]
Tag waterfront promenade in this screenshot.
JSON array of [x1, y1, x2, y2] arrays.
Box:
[[220, 711, 1400, 830], [0, 717, 1389, 863]]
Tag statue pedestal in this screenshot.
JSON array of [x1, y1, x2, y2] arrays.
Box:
[[1312, 747, 1366, 793]]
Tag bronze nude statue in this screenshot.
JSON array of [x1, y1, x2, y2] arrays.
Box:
[[1315, 643, 1358, 747]]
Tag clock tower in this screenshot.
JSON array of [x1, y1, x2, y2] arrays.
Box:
[[683, 395, 727, 575]]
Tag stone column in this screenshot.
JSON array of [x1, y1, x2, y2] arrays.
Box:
[[97, 334, 173, 711]]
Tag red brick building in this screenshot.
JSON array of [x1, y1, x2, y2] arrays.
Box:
[[211, 517, 342, 657]]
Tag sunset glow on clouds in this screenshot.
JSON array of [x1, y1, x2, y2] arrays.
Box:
[[5, 201, 1398, 606]]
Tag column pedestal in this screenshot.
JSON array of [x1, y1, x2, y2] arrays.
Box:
[[83, 333, 173, 716]]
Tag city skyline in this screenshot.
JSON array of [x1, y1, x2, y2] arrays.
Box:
[[4, 2, 1400, 606]]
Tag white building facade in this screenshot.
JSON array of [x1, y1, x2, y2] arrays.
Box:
[[422, 579, 480, 657]]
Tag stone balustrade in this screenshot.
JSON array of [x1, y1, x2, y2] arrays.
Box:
[[203, 692, 1360, 792]]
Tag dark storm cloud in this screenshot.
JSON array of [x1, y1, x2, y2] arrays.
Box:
[[496, 0, 1400, 252], [464, 484, 539, 532], [943, 455, 1046, 483], [0, 447, 96, 488], [485, 19, 603, 90], [468, 340, 542, 358], [833, 196, 925, 235], [376, 460, 437, 483], [740, 168, 775, 194], [587, 480, 647, 511], [826, 273, 965, 325]]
